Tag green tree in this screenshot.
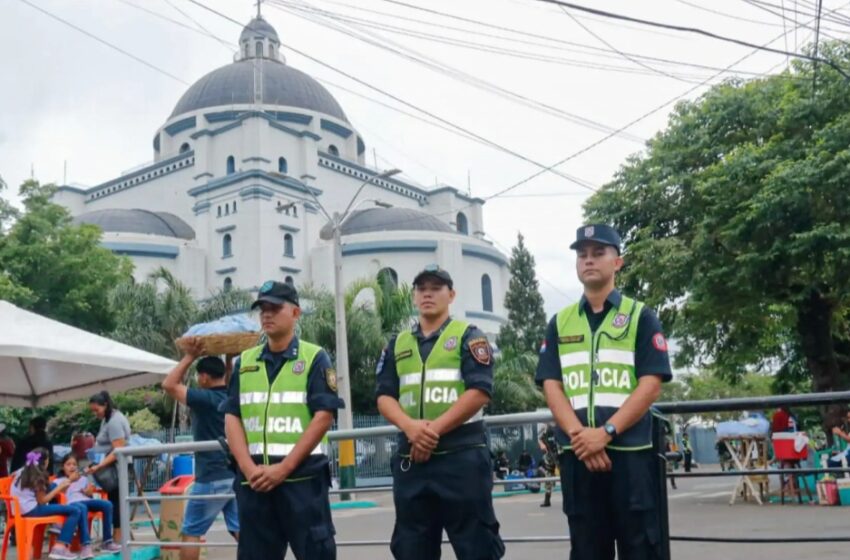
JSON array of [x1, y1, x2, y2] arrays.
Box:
[[0, 179, 133, 332], [489, 353, 544, 415], [497, 232, 547, 357], [584, 42, 850, 427]]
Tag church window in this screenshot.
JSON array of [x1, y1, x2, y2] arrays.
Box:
[[278, 157, 288, 174], [217, 206, 222, 217], [328, 145, 339, 157], [233, 201, 237, 213], [256, 41, 264, 57], [226, 156, 235, 175], [481, 274, 493, 312], [285, 275, 294, 286], [223, 233, 233, 257], [456, 212, 469, 235], [180, 143, 190, 153], [224, 277, 233, 291], [284, 234, 294, 257]]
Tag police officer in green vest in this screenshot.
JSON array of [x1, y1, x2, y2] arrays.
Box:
[[223, 281, 343, 560], [535, 225, 672, 560], [376, 265, 505, 560]]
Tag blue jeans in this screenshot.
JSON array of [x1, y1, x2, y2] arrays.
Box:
[[68, 499, 114, 542], [25, 504, 88, 546], [182, 478, 239, 537]]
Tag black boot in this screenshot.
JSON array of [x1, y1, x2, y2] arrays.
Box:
[[540, 493, 551, 507]]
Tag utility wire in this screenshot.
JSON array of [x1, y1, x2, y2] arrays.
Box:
[[535, 0, 849, 79], [162, 0, 236, 52], [17, 0, 189, 85]]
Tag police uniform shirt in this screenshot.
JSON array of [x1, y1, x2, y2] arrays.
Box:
[[535, 289, 672, 443], [375, 317, 494, 451], [223, 336, 344, 476]]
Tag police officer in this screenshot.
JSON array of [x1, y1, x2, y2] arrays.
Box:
[[376, 265, 505, 560], [535, 225, 672, 560], [223, 281, 343, 560], [537, 423, 558, 507]]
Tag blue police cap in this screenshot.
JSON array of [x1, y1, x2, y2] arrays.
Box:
[[251, 280, 299, 309], [569, 224, 622, 254]]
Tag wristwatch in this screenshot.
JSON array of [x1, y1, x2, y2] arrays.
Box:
[[603, 423, 617, 438]]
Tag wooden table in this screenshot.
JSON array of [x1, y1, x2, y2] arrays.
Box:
[[717, 435, 770, 505]]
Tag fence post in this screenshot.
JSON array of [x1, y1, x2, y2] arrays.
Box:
[[118, 451, 132, 560], [653, 413, 672, 560]]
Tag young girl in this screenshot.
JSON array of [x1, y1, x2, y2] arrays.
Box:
[[10, 448, 87, 560], [55, 454, 122, 555]]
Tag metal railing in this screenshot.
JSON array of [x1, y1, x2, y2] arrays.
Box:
[[114, 390, 850, 559]]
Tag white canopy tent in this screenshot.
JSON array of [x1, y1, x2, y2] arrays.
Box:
[[0, 300, 176, 407]]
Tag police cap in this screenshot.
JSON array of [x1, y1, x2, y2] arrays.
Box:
[[569, 224, 622, 254], [251, 280, 299, 309], [412, 264, 453, 289]]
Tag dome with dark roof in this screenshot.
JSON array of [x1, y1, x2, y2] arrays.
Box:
[[170, 59, 348, 122], [74, 209, 195, 240], [240, 16, 279, 43], [340, 207, 454, 236]]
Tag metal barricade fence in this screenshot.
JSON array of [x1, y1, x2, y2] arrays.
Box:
[[114, 391, 850, 560]]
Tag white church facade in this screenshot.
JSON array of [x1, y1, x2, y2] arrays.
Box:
[[53, 15, 508, 335]]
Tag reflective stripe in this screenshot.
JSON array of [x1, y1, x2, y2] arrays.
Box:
[[269, 391, 307, 404], [570, 394, 589, 411], [399, 373, 422, 387], [239, 392, 268, 405], [425, 368, 461, 382], [560, 351, 590, 368], [597, 349, 635, 366], [594, 392, 629, 408], [248, 443, 324, 456]]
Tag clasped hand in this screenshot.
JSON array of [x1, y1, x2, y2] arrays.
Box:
[[405, 419, 439, 463], [246, 463, 290, 492], [570, 427, 612, 472]]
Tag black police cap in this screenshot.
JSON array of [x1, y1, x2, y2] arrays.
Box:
[[569, 224, 622, 254], [251, 280, 300, 309], [412, 264, 453, 289]]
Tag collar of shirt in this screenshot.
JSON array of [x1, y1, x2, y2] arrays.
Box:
[[412, 316, 453, 342], [578, 289, 622, 316], [259, 336, 300, 362]]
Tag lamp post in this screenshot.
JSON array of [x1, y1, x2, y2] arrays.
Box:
[[315, 169, 400, 499]]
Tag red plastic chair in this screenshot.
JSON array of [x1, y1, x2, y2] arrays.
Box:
[[57, 486, 104, 551], [0, 476, 68, 560]]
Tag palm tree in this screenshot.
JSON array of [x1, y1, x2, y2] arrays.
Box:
[[489, 353, 544, 415]]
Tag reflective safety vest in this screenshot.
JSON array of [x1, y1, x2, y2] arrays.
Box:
[[556, 295, 652, 450], [238, 342, 327, 462], [394, 320, 483, 422]]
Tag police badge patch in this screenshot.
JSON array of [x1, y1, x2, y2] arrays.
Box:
[[325, 368, 338, 392], [612, 313, 629, 328], [443, 336, 458, 351], [260, 280, 274, 293], [469, 338, 492, 366], [292, 360, 306, 374], [584, 226, 595, 237]]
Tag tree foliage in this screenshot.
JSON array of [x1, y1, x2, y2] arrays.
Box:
[[497, 232, 547, 358], [489, 353, 544, 415], [584, 42, 850, 424]]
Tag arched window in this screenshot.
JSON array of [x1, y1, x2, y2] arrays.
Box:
[[232, 201, 237, 213], [217, 206, 222, 217], [278, 157, 288, 174], [223, 233, 232, 257], [226, 155, 235, 175], [481, 274, 493, 312], [224, 277, 233, 291], [328, 145, 339, 156], [256, 41, 264, 57], [293, 205, 298, 217], [180, 142, 190, 154], [284, 275, 294, 286], [456, 212, 469, 235], [225, 203, 230, 216], [284, 233, 294, 257], [378, 267, 398, 289]]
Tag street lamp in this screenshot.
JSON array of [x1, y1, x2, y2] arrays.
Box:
[[312, 168, 401, 498]]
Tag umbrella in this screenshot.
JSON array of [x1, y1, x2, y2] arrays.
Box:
[[0, 300, 176, 407]]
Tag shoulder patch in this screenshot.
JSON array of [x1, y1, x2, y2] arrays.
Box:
[[239, 365, 259, 374], [652, 333, 668, 352], [559, 335, 585, 344], [395, 349, 413, 361], [325, 368, 338, 392], [468, 337, 492, 366]]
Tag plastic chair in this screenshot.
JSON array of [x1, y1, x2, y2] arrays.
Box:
[[0, 476, 68, 560]]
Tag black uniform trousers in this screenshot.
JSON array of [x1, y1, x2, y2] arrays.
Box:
[[560, 449, 662, 560], [234, 466, 336, 560], [391, 446, 505, 560]]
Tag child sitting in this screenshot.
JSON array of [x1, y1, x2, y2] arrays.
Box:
[[54, 453, 122, 555], [10, 448, 87, 560]]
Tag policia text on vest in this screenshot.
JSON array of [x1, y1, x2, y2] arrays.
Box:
[[376, 266, 505, 560]]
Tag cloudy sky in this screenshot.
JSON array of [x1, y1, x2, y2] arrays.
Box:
[[1, 0, 838, 315]]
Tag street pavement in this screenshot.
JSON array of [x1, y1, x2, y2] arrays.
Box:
[[143, 471, 847, 559]]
